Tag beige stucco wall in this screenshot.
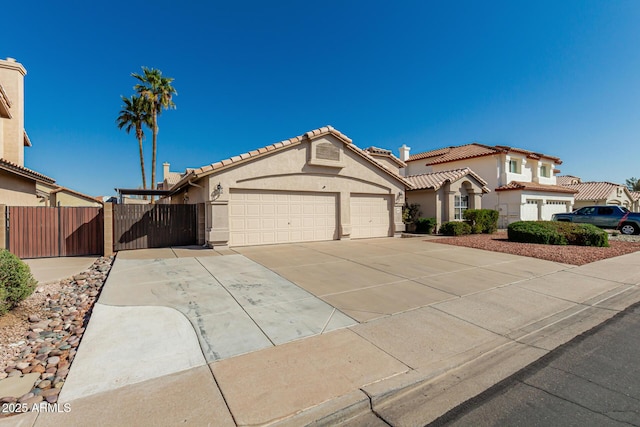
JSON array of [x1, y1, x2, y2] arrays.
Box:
[[172, 134, 406, 247], [51, 191, 102, 207], [0, 170, 39, 206], [0, 58, 27, 166]]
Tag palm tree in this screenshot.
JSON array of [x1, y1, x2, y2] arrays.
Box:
[[132, 67, 177, 197], [117, 94, 152, 199]]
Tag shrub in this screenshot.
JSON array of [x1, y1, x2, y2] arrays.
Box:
[[439, 221, 472, 236], [415, 217, 437, 234], [507, 221, 609, 247], [0, 250, 37, 315], [402, 203, 421, 224], [463, 209, 499, 234]]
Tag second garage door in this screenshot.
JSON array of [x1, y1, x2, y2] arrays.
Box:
[[350, 194, 391, 239], [229, 190, 338, 246]]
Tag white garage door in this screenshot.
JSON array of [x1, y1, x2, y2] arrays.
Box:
[[522, 199, 539, 221], [351, 194, 391, 239], [229, 190, 337, 246], [541, 201, 567, 220]]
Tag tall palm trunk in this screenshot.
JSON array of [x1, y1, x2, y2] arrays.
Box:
[[136, 126, 148, 200], [151, 110, 158, 203]]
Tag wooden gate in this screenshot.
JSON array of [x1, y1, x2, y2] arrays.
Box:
[[7, 206, 104, 259], [113, 204, 197, 251]]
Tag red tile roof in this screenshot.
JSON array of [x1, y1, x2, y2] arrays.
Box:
[[364, 146, 407, 167], [406, 168, 490, 192], [495, 181, 577, 194], [169, 126, 413, 194], [408, 143, 563, 165], [555, 175, 581, 186], [631, 191, 640, 202], [0, 158, 55, 183], [562, 181, 630, 201]]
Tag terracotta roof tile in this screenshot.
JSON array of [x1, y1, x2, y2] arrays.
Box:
[[406, 168, 490, 192], [168, 125, 409, 193], [364, 146, 407, 168], [0, 158, 55, 183], [496, 181, 577, 194], [408, 143, 563, 165], [562, 181, 629, 201], [631, 191, 640, 202], [556, 175, 581, 186]]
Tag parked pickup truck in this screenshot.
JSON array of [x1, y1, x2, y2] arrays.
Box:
[[552, 205, 640, 235]]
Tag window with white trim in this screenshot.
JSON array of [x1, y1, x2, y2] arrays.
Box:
[[454, 195, 469, 220], [509, 159, 519, 173], [540, 165, 549, 178]]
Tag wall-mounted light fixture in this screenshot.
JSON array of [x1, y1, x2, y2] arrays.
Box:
[[216, 183, 223, 194]]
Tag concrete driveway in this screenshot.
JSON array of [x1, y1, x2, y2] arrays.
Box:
[[35, 237, 640, 427]]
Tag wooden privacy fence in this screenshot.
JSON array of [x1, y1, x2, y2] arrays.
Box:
[[113, 204, 197, 251], [7, 206, 104, 259]]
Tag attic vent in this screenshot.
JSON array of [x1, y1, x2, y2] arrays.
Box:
[[316, 142, 340, 161]]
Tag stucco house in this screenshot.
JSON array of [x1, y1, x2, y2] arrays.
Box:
[[165, 126, 410, 248], [558, 177, 636, 210], [0, 57, 100, 207], [400, 143, 576, 228]]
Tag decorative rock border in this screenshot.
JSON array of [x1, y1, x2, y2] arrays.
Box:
[[0, 257, 113, 416]]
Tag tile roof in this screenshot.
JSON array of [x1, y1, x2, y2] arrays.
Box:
[[364, 146, 407, 167], [408, 143, 563, 165], [169, 126, 413, 194], [0, 158, 55, 183], [556, 175, 581, 186], [562, 181, 629, 201], [631, 191, 640, 202], [495, 181, 577, 194], [405, 168, 490, 192], [165, 172, 182, 185]]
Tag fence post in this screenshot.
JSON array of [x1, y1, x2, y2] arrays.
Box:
[[0, 205, 6, 251], [103, 202, 114, 257]]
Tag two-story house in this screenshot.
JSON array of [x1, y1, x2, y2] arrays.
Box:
[[400, 143, 576, 228], [0, 57, 100, 207]]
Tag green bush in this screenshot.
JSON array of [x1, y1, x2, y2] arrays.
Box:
[[402, 203, 421, 224], [439, 221, 472, 236], [463, 209, 499, 234], [415, 217, 437, 234], [507, 221, 609, 247], [0, 250, 37, 315]]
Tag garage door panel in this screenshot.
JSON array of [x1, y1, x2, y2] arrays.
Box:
[[230, 190, 337, 246], [350, 195, 391, 239]]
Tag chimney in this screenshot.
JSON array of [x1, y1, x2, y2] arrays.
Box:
[[399, 144, 411, 162], [163, 162, 170, 180]]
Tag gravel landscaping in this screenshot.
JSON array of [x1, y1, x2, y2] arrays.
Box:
[[430, 231, 640, 265], [0, 257, 112, 415]]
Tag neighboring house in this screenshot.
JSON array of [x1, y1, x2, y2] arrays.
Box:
[[561, 180, 635, 210], [631, 192, 640, 211], [165, 126, 410, 248], [0, 57, 99, 207], [157, 162, 187, 191], [400, 143, 576, 227]]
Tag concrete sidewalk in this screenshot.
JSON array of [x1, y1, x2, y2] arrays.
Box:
[[5, 239, 640, 426], [23, 256, 97, 284]]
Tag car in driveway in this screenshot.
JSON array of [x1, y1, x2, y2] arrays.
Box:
[[552, 205, 640, 235]]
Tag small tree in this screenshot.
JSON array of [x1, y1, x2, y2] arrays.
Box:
[[625, 177, 640, 192]]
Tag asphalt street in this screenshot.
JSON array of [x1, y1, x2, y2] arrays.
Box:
[[432, 302, 640, 427]]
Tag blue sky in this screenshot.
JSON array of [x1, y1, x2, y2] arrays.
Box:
[[4, 0, 640, 197]]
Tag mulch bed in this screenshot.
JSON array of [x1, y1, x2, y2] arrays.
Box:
[[429, 232, 640, 266]]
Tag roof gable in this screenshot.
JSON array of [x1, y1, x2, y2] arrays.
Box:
[[406, 167, 490, 193], [562, 181, 632, 201], [0, 158, 55, 183], [408, 142, 563, 165], [169, 126, 413, 194]]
